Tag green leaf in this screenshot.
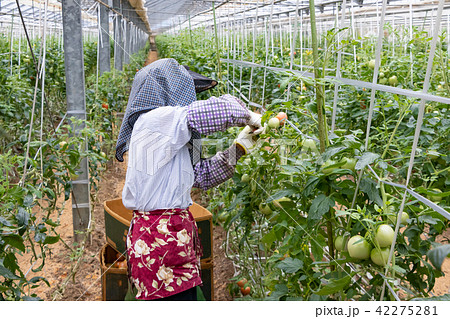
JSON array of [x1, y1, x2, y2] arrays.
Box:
[[45, 219, 60, 227], [311, 234, 327, 261], [392, 265, 407, 274], [3, 234, 25, 252], [267, 189, 297, 202], [23, 194, 34, 207], [322, 146, 347, 161], [0, 285, 10, 292], [355, 152, 380, 170], [360, 178, 383, 206], [0, 265, 20, 280], [316, 275, 352, 295], [411, 293, 450, 301], [303, 176, 320, 197], [43, 235, 60, 245], [308, 194, 334, 221], [266, 284, 288, 301], [427, 244, 450, 271], [16, 207, 30, 227], [276, 257, 303, 274]]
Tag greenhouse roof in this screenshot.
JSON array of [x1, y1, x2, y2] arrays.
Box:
[[0, 0, 449, 35]]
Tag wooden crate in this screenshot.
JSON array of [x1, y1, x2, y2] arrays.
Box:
[[100, 243, 214, 301], [103, 198, 213, 261], [100, 244, 128, 301], [200, 259, 214, 301]]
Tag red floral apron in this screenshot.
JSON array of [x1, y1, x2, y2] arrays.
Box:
[[126, 208, 202, 300]]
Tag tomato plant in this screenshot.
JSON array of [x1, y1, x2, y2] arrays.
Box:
[[157, 18, 450, 302]]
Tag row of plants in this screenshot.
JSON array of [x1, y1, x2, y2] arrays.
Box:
[[156, 16, 449, 301], [0, 32, 149, 300]]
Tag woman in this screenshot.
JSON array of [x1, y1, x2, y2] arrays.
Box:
[[115, 58, 263, 301]]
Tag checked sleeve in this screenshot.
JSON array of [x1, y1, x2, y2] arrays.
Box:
[[186, 94, 249, 190], [192, 144, 245, 190], [186, 94, 250, 135]]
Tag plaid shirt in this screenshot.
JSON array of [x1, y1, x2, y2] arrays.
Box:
[[187, 94, 249, 190]]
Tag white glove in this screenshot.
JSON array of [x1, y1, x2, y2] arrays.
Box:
[[248, 111, 264, 135], [235, 125, 260, 155]]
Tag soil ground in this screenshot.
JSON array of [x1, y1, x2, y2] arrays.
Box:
[[17, 49, 449, 301]]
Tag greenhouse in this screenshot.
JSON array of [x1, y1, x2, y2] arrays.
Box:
[[0, 0, 449, 304]]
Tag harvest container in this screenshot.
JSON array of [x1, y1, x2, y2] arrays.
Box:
[[100, 243, 214, 300], [103, 198, 213, 261]]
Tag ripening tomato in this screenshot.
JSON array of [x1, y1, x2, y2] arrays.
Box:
[[237, 278, 247, 288], [241, 286, 251, 295], [275, 112, 287, 125]]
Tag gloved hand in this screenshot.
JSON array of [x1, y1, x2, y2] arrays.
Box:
[[235, 125, 262, 155], [248, 111, 264, 135]]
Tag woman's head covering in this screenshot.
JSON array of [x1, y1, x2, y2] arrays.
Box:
[[115, 58, 196, 162], [183, 65, 218, 93]]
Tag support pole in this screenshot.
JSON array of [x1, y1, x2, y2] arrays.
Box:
[[61, 0, 91, 243], [113, 0, 123, 71], [99, 2, 111, 75], [124, 21, 131, 65]]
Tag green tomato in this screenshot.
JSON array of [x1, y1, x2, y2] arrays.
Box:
[[368, 59, 376, 69], [268, 117, 280, 129], [370, 247, 390, 266], [272, 197, 291, 209], [100, 151, 107, 158], [321, 159, 337, 174], [347, 235, 371, 260], [387, 211, 409, 225], [59, 141, 67, 149], [428, 188, 443, 202], [218, 212, 228, 223], [241, 174, 251, 183], [341, 157, 357, 171], [379, 72, 385, 78], [302, 138, 318, 152], [379, 78, 388, 85], [334, 235, 347, 252], [388, 75, 398, 86], [374, 224, 395, 248]]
